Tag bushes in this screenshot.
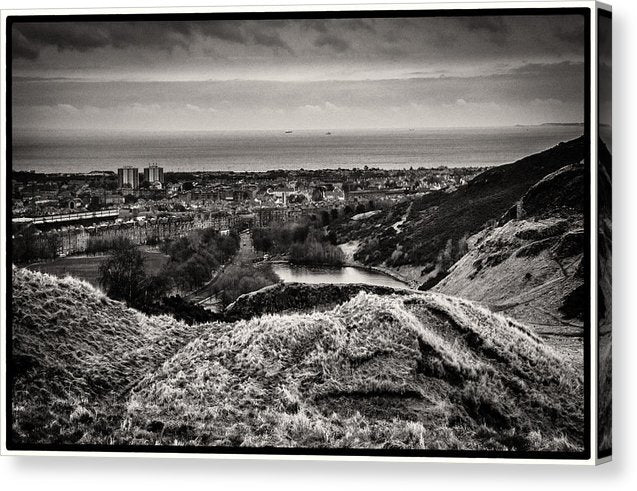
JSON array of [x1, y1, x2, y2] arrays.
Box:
[[289, 233, 344, 266], [118, 290, 583, 450], [253, 223, 343, 265], [10, 267, 202, 444], [12, 268, 584, 450], [13, 227, 60, 263], [160, 228, 240, 292], [211, 262, 279, 306], [142, 295, 222, 325], [98, 239, 149, 304], [96, 238, 223, 322], [252, 223, 309, 255]]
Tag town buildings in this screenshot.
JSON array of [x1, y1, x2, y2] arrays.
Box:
[[117, 166, 140, 189], [12, 165, 484, 261], [144, 164, 164, 185]]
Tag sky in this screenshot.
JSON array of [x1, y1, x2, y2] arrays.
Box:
[[11, 14, 586, 132]]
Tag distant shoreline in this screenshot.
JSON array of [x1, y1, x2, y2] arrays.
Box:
[[11, 126, 585, 175], [13, 123, 585, 135]]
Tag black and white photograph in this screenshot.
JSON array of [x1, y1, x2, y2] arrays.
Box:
[[597, 7, 612, 460], [3, 4, 603, 461]]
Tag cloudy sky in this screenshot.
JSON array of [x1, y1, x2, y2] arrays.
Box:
[[12, 14, 586, 132]]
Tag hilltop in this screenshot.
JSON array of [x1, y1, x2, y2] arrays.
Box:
[[224, 281, 414, 320], [11, 268, 583, 451]]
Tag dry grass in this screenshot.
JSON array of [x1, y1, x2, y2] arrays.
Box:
[[120, 292, 583, 450], [11, 267, 201, 444], [598, 331, 612, 452], [434, 216, 586, 361], [11, 268, 584, 451]]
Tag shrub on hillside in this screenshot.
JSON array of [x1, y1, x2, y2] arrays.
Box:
[[98, 239, 148, 304]]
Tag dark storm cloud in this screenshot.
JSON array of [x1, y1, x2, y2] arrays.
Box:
[[11, 20, 293, 59], [302, 18, 374, 52], [301, 18, 375, 33], [251, 30, 293, 52], [314, 33, 350, 53], [456, 17, 511, 44], [11, 29, 39, 60], [11, 14, 586, 130], [553, 24, 585, 45], [12, 15, 586, 64], [598, 15, 612, 120]]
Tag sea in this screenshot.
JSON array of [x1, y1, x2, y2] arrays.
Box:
[[11, 126, 584, 174]]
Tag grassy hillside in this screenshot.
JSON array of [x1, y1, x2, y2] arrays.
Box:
[[598, 138, 612, 453], [434, 164, 586, 352], [11, 268, 584, 451], [331, 136, 586, 285], [10, 267, 202, 444]]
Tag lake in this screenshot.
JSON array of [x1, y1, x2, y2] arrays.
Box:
[[272, 263, 408, 289]]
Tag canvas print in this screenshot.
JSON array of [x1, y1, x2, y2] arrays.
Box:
[[6, 8, 593, 459], [597, 7, 612, 459]]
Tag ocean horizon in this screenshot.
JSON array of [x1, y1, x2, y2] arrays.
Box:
[[12, 126, 584, 174]]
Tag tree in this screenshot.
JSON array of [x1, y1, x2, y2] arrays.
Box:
[[436, 238, 454, 274], [13, 227, 59, 263], [98, 240, 147, 305], [320, 210, 331, 226], [142, 274, 173, 304], [457, 233, 469, 257]]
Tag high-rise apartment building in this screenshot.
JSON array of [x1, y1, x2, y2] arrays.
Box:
[[143, 164, 164, 184], [117, 166, 140, 189]]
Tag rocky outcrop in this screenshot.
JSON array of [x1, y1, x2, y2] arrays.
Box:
[[500, 162, 585, 223], [225, 281, 413, 320]]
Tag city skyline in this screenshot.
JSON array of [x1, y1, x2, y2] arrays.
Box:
[[11, 14, 585, 131]]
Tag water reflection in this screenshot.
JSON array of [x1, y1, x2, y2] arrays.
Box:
[[272, 263, 407, 289]]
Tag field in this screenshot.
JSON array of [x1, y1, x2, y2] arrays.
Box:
[[26, 250, 169, 288], [11, 267, 584, 451]]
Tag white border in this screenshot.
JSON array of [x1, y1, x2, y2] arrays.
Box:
[[0, 0, 603, 465]]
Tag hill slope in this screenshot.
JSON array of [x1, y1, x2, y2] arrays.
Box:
[[10, 267, 202, 444], [331, 136, 586, 286], [433, 163, 586, 354], [11, 268, 584, 451], [598, 138, 612, 452]]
